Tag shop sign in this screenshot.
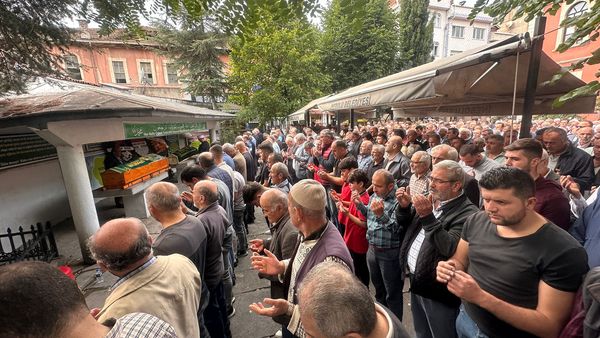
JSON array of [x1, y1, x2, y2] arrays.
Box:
[[124, 122, 207, 139]]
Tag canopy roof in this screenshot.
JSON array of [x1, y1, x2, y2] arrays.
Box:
[[315, 36, 596, 117], [0, 78, 234, 129], [288, 94, 335, 121]]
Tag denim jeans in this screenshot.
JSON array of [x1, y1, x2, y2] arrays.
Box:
[[456, 305, 489, 338], [367, 245, 404, 321], [411, 293, 459, 338]]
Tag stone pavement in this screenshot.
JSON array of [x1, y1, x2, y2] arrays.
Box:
[[51, 199, 414, 337]]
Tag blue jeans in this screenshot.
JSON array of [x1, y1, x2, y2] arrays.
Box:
[[411, 293, 459, 338], [456, 305, 489, 338], [367, 245, 404, 321]]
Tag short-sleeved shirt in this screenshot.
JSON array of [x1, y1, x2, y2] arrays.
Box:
[[337, 182, 353, 226], [461, 211, 589, 338], [344, 190, 370, 254], [153, 215, 208, 279]]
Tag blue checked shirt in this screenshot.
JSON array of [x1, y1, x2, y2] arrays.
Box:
[[356, 187, 401, 248]]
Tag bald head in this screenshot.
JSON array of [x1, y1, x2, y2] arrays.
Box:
[[88, 218, 151, 273], [197, 152, 215, 169], [260, 189, 288, 223], [235, 141, 247, 153], [193, 180, 219, 208], [386, 136, 403, 155], [146, 182, 181, 213]]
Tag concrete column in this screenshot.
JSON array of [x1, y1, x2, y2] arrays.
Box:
[[123, 194, 150, 218], [56, 145, 99, 264]]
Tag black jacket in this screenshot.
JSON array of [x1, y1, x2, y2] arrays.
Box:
[[557, 144, 595, 191], [397, 194, 479, 305]]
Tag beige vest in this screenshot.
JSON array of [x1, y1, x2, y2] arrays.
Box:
[[97, 254, 201, 338]]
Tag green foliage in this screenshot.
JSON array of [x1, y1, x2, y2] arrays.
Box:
[[320, 0, 401, 92], [151, 19, 228, 109], [0, 0, 78, 94], [470, 0, 600, 107], [397, 0, 434, 70], [0, 0, 325, 95], [228, 10, 329, 127]]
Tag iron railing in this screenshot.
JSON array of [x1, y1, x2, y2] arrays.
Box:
[[0, 222, 58, 265]]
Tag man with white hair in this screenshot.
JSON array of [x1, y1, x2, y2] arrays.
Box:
[[397, 161, 479, 338], [409, 151, 432, 196], [249, 180, 353, 337], [292, 133, 309, 180], [357, 140, 374, 170], [458, 128, 473, 144], [270, 162, 292, 194]]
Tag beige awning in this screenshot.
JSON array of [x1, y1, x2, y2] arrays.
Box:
[[317, 36, 596, 116], [288, 94, 335, 121]]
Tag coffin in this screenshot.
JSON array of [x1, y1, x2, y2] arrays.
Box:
[[101, 154, 169, 189]]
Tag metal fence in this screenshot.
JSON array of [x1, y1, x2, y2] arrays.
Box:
[[0, 222, 58, 265]]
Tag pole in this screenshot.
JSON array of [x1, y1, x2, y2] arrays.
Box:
[[56, 145, 100, 264], [350, 109, 356, 129], [520, 16, 546, 139]]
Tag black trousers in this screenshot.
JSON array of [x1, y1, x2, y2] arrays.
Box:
[[350, 249, 370, 287]]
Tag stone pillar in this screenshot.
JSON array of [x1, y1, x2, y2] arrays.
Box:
[[56, 145, 99, 264]]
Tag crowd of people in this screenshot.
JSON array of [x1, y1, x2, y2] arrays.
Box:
[[3, 115, 600, 338]]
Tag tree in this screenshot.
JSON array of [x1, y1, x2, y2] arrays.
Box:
[[228, 10, 329, 127], [0, 0, 76, 94], [0, 0, 323, 95], [320, 0, 401, 92], [152, 18, 228, 109], [471, 0, 600, 106], [397, 0, 433, 70]]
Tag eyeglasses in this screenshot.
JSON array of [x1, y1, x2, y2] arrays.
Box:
[[430, 177, 456, 185]]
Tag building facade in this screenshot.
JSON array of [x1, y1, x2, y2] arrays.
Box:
[[58, 21, 230, 101], [389, 0, 494, 59], [541, 0, 600, 84]]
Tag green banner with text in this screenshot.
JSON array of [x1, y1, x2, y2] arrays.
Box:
[[124, 122, 208, 139]]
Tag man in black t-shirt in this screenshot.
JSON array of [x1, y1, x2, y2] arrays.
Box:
[[436, 167, 588, 338], [146, 182, 209, 338]]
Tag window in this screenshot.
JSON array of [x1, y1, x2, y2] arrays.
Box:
[[451, 25, 465, 38], [431, 12, 441, 28], [139, 61, 154, 84], [112, 61, 127, 83], [63, 54, 82, 80], [432, 42, 439, 57], [473, 27, 486, 40], [563, 1, 588, 42], [165, 63, 179, 84]]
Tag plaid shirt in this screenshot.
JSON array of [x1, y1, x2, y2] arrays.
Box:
[[357, 155, 373, 170], [105, 312, 177, 338], [356, 187, 401, 248]]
